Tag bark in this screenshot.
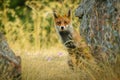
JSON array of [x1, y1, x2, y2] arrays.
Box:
[[0, 33, 21, 80], [75, 0, 120, 62]]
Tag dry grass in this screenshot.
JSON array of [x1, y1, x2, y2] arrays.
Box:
[[21, 47, 79, 80], [18, 47, 120, 80]]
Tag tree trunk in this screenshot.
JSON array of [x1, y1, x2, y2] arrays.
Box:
[[0, 33, 21, 80], [75, 0, 120, 62]]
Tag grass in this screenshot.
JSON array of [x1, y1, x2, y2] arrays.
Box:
[[21, 47, 78, 80], [19, 46, 120, 80], [0, 1, 120, 80]]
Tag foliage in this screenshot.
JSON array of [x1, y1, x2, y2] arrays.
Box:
[[0, 0, 80, 51]]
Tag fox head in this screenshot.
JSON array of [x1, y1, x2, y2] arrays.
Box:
[[53, 9, 73, 33]]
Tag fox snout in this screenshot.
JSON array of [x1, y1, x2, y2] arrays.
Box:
[[60, 26, 65, 30], [58, 25, 69, 31]]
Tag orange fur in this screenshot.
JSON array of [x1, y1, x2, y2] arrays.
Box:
[[53, 10, 98, 71]]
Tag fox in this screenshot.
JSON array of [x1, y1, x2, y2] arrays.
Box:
[[53, 9, 98, 71], [53, 9, 83, 48]]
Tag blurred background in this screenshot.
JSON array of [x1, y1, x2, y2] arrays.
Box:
[[1, 1, 120, 80], [0, 0, 80, 52]]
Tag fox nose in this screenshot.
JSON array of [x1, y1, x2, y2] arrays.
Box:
[[61, 26, 64, 30]]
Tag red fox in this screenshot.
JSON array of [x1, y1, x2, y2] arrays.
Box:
[[53, 9, 98, 71]]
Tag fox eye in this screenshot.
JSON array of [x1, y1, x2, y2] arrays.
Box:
[[56, 21, 61, 24], [64, 21, 67, 24]]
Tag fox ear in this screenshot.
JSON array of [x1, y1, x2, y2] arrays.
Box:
[[67, 9, 71, 18], [53, 11, 58, 18]]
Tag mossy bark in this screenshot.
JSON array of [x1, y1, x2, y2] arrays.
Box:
[[75, 0, 120, 62], [0, 33, 21, 80]]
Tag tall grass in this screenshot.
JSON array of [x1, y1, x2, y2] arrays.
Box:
[[21, 47, 120, 80]]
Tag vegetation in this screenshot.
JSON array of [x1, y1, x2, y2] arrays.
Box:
[[0, 0, 120, 80], [0, 0, 80, 51]]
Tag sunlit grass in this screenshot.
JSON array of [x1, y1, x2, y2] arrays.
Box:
[[20, 47, 120, 80]]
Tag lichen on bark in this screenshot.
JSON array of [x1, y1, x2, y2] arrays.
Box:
[[75, 0, 120, 62]]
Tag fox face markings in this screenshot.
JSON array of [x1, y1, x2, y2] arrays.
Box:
[[55, 17, 71, 31], [55, 18, 70, 26], [53, 10, 71, 31]]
